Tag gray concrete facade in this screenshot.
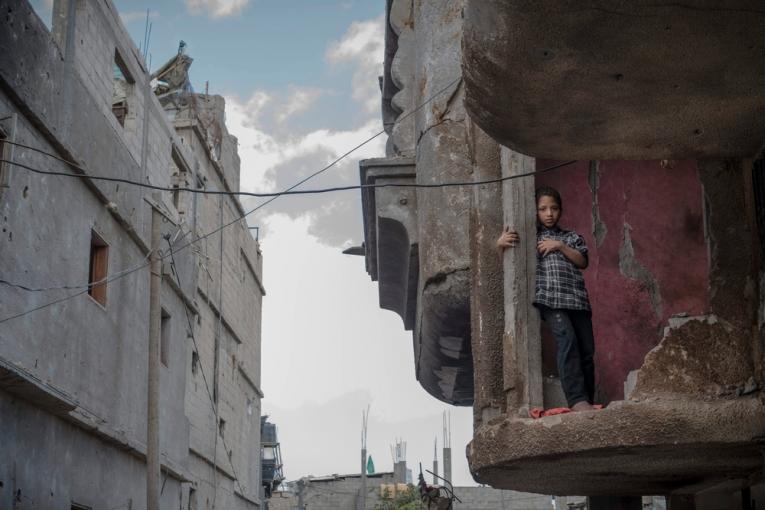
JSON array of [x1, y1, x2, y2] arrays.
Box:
[[0, 0, 264, 507]]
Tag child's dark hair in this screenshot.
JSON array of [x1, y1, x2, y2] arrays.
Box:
[[535, 186, 562, 210]]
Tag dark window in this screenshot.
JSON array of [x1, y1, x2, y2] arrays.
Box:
[[111, 50, 134, 127], [171, 150, 188, 213], [191, 350, 199, 375], [88, 230, 109, 307], [161, 309, 171, 367], [219, 418, 226, 438]]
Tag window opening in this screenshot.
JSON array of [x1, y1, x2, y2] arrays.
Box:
[[188, 488, 198, 510], [240, 249, 246, 284], [218, 418, 226, 438], [161, 309, 171, 367], [171, 149, 189, 214], [88, 230, 109, 307], [111, 50, 134, 127], [191, 350, 199, 375]]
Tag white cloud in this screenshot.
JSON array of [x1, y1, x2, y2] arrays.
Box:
[[326, 16, 385, 113], [185, 0, 249, 18], [276, 86, 324, 123], [226, 92, 384, 195], [119, 10, 159, 24]]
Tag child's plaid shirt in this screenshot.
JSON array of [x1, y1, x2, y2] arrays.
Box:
[[534, 225, 591, 311]]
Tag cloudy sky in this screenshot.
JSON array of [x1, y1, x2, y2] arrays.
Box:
[[31, 0, 475, 486]]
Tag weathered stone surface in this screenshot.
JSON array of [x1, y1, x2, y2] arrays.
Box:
[[0, 0, 264, 506], [462, 0, 765, 159], [360, 157, 418, 329], [632, 316, 755, 398], [388, 0, 415, 156], [361, 0, 478, 405], [468, 397, 765, 495], [468, 119, 505, 425]]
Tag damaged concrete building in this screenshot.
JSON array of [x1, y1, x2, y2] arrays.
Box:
[[357, 1, 765, 508], [0, 0, 264, 507]]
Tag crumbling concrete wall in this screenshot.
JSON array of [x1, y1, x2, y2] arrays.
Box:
[[630, 159, 760, 399], [400, 0, 478, 405], [536, 159, 710, 402], [0, 0, 189, 505]]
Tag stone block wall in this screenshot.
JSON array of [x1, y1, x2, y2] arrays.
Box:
[[0, 0, 264, 507]]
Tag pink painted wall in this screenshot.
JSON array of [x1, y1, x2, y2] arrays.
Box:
[[536, 160, 709, 402]]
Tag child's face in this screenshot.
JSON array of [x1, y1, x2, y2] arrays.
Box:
[[537, 195, 561, 228]]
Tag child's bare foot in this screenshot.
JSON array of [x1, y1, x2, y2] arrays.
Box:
[[571, 401, 595, 412]]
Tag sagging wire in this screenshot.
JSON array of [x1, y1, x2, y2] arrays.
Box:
[[0, 76, 461, 324]]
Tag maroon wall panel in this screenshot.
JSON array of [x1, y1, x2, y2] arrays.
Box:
[[536, 160, 709, 402]]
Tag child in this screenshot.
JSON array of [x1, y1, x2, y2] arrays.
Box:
[[496, 186, 596, 412]]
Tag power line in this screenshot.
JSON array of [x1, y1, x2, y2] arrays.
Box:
[[0, 155, 578, 197], [0, 158, 577, 309], [0, 76, 464, 324], [0, 76, 462, 199], [0, 76, 575, 325]]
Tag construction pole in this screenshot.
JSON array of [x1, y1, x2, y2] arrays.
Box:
[[359, 447, 367, 510], [358, 406, 369, 510], [147, 199, 162, 510], [432, 437, 439, 485]]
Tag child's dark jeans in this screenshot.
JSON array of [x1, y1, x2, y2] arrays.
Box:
[[539, 306, 595, 407]]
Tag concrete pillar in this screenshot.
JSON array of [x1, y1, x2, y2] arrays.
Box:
[[442, 448, 452, 485], [587, 495, 643, 510], [468, 119, 506, 426], [394, 461, 407, 484], [500, 148, 542, 413], [358, 448, 367, 510]]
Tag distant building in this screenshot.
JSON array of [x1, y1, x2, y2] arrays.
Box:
[[269, 471, 553, 510], [0, 0, 264, 507], [262, 416, 285, 499]]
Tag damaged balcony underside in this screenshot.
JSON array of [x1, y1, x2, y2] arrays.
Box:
[[462, 0, 765, 159], [360, 158, 474, 406], [469, 396, 765, 496]]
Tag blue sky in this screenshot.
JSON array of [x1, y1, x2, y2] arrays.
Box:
[[29, 0, 477, 487], [115, 0, 383, 130]]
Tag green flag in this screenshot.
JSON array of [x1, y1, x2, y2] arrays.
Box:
[[367, 455, 375, 474]]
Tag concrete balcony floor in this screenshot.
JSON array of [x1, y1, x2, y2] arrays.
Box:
[[468, 395, 765, 496]]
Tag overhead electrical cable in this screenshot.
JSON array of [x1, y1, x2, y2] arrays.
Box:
[[0, 155, 577, 197], [0, 158, 577, 315], [0, 76, 577, 325]]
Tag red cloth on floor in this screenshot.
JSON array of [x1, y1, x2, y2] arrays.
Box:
[[530, 405, 603, 419]]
